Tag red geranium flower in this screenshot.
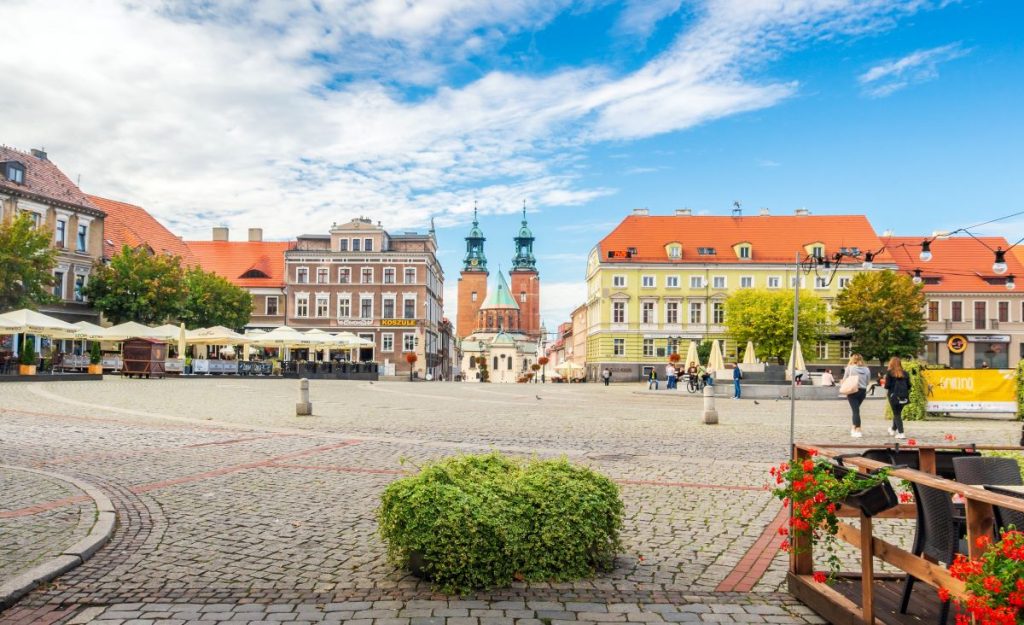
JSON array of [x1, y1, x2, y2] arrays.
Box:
[[812, 571, 827, 583]]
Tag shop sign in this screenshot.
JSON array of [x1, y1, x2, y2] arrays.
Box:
[[606, 250, 633, 259], [381, 318, 417, 327], [924, 334, 948, 342], [947, 335, 968, 354], [923, 369, 1017, 413], [966, 335, 1010, 342], [336, 318, 373, 327]]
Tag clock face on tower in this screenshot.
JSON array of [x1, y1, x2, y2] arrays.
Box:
[[471, 259, 478, 266]]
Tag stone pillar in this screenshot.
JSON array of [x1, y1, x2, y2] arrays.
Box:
[[702, 384, 718, 425], [296, 378, 312, 416]]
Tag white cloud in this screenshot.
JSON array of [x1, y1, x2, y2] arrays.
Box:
[[540, 281, 588, 329], [615, 0, 684, 38], [859, 42, 969, 97]]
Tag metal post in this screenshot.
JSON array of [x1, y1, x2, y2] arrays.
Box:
[[296, 378, 312, 416], [789, 252, 800, 452], [702, 384, 718, 424]]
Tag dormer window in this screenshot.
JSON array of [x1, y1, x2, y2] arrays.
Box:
[[240, 269, 269, 279], [666, 244, 682, 259], [3, 161, 25, 184], [697, 247, 716, 256]]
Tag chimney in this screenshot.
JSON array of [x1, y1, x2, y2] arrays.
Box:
[[759, 207, 770, 216], [632, 208, 649, 216], [248, 228, 263, 242], [212, 227, 229, 241], [675, 208, 692, 216], [31, 148, 47, 160], [794, 208, 810, 216]]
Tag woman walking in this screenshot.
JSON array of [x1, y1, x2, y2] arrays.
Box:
[[842, 354, 871, 437], [884, 357, 911, 440]]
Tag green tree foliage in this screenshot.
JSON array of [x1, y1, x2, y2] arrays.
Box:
[[378, 453, 623, 594], [180, 267, 252, 330], [724, 289, 830, 363], [0, 213, 57, 311], [83, 246, 186, 324], [697, 340, 712, 364], [835, 271, 926, 365], [884, 360, 929, 421]]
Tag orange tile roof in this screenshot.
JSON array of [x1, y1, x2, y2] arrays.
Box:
[[598, 214, 894, 264], [888, 236, 1023, 293], [0, 146, 98, 212], [186, 240, 290, 288], [87, 194, 197, 264]]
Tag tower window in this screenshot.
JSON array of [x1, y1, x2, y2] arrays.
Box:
[[471, 291, 477, 302], [520, 291, 526, 303]]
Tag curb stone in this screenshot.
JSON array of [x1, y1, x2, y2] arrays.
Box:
[[0, 464, 116, 609]]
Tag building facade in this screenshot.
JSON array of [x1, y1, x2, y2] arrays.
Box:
[[584, 209, 897, 380], [890, 236, 1024, 369], [0, 146, 105, 323], [460, 273, 539, 383], [283, 218, 445, 377]]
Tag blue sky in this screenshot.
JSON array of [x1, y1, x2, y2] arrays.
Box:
[[1, 0, 1021, 328]]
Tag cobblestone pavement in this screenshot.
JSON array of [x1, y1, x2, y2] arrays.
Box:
[[0, 379, 1019, 624]]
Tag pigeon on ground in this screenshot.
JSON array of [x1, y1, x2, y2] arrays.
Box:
[[753, 400, 760, 405], [536, 395, 542, 400]]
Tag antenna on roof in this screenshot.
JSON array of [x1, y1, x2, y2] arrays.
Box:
[[732, 201, 742, 217]]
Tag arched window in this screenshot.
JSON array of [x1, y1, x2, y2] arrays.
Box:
[[493, 356, 498, 369], [240, 268, 269, 279], [508, 357, 513, 370]]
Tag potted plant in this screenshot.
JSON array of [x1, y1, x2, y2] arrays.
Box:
[[88, 342, 103, 375], [770, 452, 893, 581], [404, 352, 417, 381], [538, 356, 549, 382], [19, 341, 37, 376], [942, 530, 1024, 625]]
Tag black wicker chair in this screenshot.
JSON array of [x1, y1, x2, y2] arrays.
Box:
[[899, 482, 965, 625], [953, 456, 1024, 531]]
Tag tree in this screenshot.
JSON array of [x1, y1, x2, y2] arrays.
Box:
[[180, 267, 252, 330], [84, 246, 186, 324], [835, 270, 926, 364], [0, 212, 57, 311], [725, 289, 830, 364], [697, 340, 712, 365]]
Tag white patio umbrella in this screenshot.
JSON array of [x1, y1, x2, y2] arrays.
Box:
[[742, 340, 757, 365], [787, 340, 807, 373], [248, 326, 316, 348], [0, 317, 20, 333], [683, 340, 699, 368], [149, 324, 183, 341], [177, 323, 187, 358], [106, 321, 160, 340], [186, 326, 251, 345], [0, 309, 78, 337], [334, 331, 373, 346], [706, 339, 725, 374], [303, 329, 343, 361]]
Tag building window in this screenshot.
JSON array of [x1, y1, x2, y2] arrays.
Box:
[[740, 276, 753, 289], [5, 162, 25, 184], [383, 268, 396, 284], [338, 239, 348, 252], [613, 338, 625, 356], [55, 220, 66, 248], [382, 333, 394, 352], [998, 301, 1010, 323], [665, 301, 679, 324], [338, 268, 350, 284], [360, 296, 373, 319], [974, 301, 987, 330], [295, 294, 309, 317], [838, 277, 851, 289], [668, 245, 681, 259], [612, 275, 626, 288], [520, 291, 527, 303], [612, 301, 626, 323], [738, 246, 751, 259], [790, 276, 802, 288], [53, 271, 64, 298], [404, 267, 416, 284], [767, 276, 781, 289], [364, 238, 373, 252], [337, 295, 350, 318], [352, 238, 361, 252], [642, 338, 654, 357], [697, 247, 716, 256], [404, 296, 416, 319], [839, 340, 852, 359], [296, 267, 309, 283], [666, 276, 679, 288], [73, 274, 86, 302], [471, 291, 478, 302], [690, 276, 703, 289], [816, 340, 828, 360], [712, 276, 726, 289], [77, 224, 88, 251], [316, 267, 329, 284], [641, 301, 655, 324], [403, 333, 416, 352], [975, 341, 1008, 369], [265, 296, 279, 316], [361, 267, 373, 284], [712, 302, 725, 324], [811, 245, 824, 258], [689, 301, 703, 324], [928, 301, 939, 322], [642, 275, 655, 288], [383, 297, 395, 319], [315, 294, 329, 318], [951, 301, 963, 322]]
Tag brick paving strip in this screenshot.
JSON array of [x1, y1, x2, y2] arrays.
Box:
[[0, 466, 115, 610], [715, 506, 789, 593]]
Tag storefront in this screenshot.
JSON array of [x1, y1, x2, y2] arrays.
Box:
[[924, 333, 1013, 369]]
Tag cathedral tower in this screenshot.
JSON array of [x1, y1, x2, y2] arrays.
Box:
[[509, 202, 540, 340], [456, 203, 489, 338]]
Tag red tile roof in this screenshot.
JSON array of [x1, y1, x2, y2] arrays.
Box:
[[186, 241, 290, 288], [888, 236, 1024, 293], [598, 214, 894, 264], [0, 146, 98, 212], [87, 194, 197, 264]]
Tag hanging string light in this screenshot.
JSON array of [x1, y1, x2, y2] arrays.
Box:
[[919, 240, 932, 262], [862, 251, 875, 269], [993, 248, 1008, 275], [912, 269, 923, 284], [1006, 275, 1016, 291]]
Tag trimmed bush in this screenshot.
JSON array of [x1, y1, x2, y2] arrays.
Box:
[[378, 453, 624, 594]]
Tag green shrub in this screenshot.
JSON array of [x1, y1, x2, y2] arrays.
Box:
[[378, 453, 624, 594], [882, 360, 929, 421], [1016, 360, 1024, 420], [19, 341, 36, 366], [89, 341, 102, 365]]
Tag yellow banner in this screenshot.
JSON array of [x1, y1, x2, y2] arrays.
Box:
[[922, 369, 1017, 413], [381, 318, 417, 327]]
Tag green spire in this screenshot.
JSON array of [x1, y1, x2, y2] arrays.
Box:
[[512, 200, 536, 270], [480, 271, 519, 309], [463, 201, 487, 272]]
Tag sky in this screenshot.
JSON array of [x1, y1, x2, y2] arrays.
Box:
[[2, 0, 1022, 331]]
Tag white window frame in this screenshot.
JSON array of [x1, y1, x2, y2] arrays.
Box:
[[382, 295, 396, 319], [712, 276, 726, 289], [76, 222, 89, 252], [360, 295, 374, 319], [642, 338, 654, 357], [612, 275, 626, 288], [265, 295, 279, 316], [338, 267, 351, 284], [612, 338, 625, 357], [383, 266, 396, 284], [337, 294, 351, 318], [839, 340, 853, 359], [689, 276, 704, 289], [402, 332, 416, 352], [666, 275, 679, 288], [351, 238, 361, 252], [296, 266, 309, 284], [360, 267, 374, 284], [814, 276, 829, 290], [641, 275, 655, 289], [612, 301, 626, 324], [364, 237, 373, 252], [53, 270, 65, 299], [689, 301, 703, 324], [316, 267, 329, 284], [403, 294, 417, 319], [295, 293, 309, 318], [816, 341, 828, 360], [55, 217, 67, 248], [404, 267, 417, 284], [838, 277, 852, 289], [738, 245, 751, 259], [382, 333, 394, 352], [740, 276, 754, 289], [668, 245, 681, 259], [665, 301, 679, 324], [73, 273, 87, 302], [767, 276, 781, 289], [712, 302, 725, 324], [641, 300, 656, 324]]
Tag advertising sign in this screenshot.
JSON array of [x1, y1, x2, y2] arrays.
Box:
[[381, 319, 417, 327], [922, 369, 1017, 413]]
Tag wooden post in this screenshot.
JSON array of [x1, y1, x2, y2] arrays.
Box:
[[918, 448, 937, 474], [791, 447, 813, 575], [965, 496, 994, 559], [860, 512, 874, 625]]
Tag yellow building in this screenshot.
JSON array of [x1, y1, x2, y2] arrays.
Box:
[[584, 209, 897, 381]]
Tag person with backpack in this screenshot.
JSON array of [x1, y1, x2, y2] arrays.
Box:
[[884, 356, 911, 440], [732, 363, 743, 399]]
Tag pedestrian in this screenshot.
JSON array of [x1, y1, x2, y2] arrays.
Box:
[[648, 368, 659, 390], [665, 362, 677, 390], [821, 369, 835, 386], [867, 370, 884, 396], [602, 367, 611, 386], [841, 354, 871, 438], [732, 363, 742, 399], [686, 361, 698, 388], [884, 356, 911, 440]]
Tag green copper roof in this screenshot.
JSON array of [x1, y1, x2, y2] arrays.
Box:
[[480, 272, 519, 310], [491, 330, 516, 346]]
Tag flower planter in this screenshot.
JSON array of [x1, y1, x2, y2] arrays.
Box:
[[88, 364, 104, 375], [830, 465, 898, 517], [19, 364, 36, 376]]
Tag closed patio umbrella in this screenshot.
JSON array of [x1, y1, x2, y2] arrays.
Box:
[[177, 323, 187, 358], [707, 339, 725, 374], [683, 341, 699, 367], [787, 340, 807, 374], [742, 340, 756, 365]]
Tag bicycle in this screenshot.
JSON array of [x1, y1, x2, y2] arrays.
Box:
[[686, 375, 704, 393]]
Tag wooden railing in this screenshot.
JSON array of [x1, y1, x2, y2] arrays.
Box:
[[788, 442, 1024, 625]]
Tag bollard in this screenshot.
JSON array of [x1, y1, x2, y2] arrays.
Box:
[[702, 384, 718, 425], [296, 378, 312, 416]]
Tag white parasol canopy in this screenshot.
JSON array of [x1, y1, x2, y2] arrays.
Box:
[[706, 339, 725, 374], [742, 340, 757, 365], [334, 331, 374, 346], [0, 309, 79, 337], [683, 341, 699, 368], [247, 325, 317, 348], [149, 324, 183, 341], [106, 321, 162, 340], [555, 361, 585, 373], [186, 326, 251, 345], [787, 339, 807, 373]]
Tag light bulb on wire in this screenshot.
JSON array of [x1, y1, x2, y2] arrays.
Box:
[[912, 269, 922, 284], [919, 240, 932, 262], [1006, 275, 1016, 291], [862, 251, 874, 270], [993, 248, 1008, 275]]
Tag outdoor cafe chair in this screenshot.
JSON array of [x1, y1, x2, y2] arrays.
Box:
[[983, 485, 1024, 530], [899, 482, 965, 625], [953, 456, 1024, 531]]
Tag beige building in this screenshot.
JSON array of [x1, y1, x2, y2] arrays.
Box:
[[284, 218, 445, 377], [0, 146, 105, 323], [570, 303, 588, 368]]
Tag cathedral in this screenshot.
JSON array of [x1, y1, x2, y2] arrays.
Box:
[[457, 205, 542, 383]]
